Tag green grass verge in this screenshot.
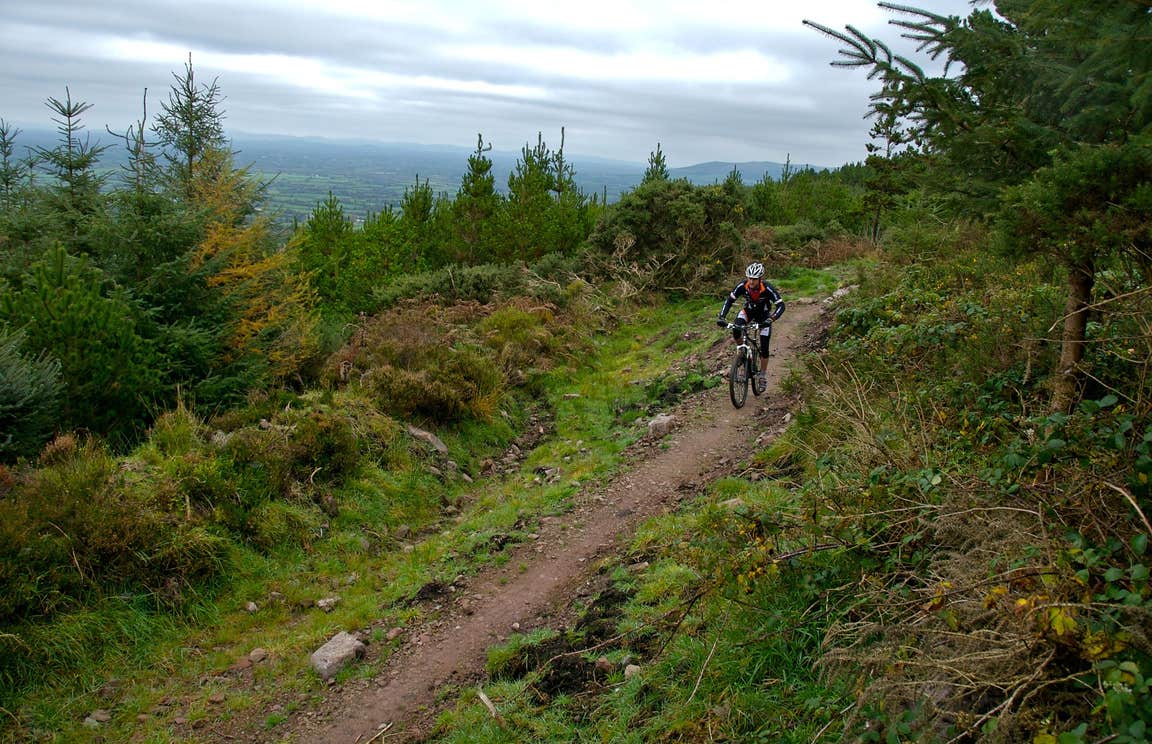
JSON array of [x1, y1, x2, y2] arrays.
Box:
[[3, 283, 805, 743]]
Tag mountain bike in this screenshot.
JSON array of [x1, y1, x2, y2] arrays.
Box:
[[724, 321, 768, 408]]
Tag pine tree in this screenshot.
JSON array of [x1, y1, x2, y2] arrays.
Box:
[[0, 246, 159, 440], [503, 133, 558, 260], [0, 328, 61, 461], [33, 88, 108, 228], [805, 1, 1152, 411], [643, 142, 669, 184], [0, 119, 26, 210], [154, 54, 228, 197], [297, 192, 353, 303], [107, 89, 161, 197], [453, 133, 500, 265]]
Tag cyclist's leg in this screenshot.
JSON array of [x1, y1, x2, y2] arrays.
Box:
[[755, 310, 771, 374], [733, 311, 749, 342], [760, 325, 771, 373]]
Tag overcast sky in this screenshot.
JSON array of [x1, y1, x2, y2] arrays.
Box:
[[1, 0, 978, 168]]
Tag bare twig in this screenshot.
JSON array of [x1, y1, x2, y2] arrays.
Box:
[[1104, 481, 1152, 536], [942, 650, 1054, 744], [46, 522, 85, 581], [687, 606, 731, 705], [359, 721, 394, 743], [810, 702, 855, 743], [476, 688, 505, 725]]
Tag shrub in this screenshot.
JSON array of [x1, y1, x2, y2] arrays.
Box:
[[0, 327, 61, 461], [364, 344, 503, 422], [587, 178, 742, 292], [372, 262, 530, 308], [0, 246, 162, 442], [0, 438, 230, 623], [476, 304, 559, 378]]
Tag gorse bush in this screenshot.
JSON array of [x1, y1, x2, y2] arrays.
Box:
[[587, 177, 743, 292]]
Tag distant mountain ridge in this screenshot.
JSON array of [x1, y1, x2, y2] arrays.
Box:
[[7, 128, 825, 223]]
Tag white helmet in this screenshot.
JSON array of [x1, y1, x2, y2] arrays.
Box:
[[745, 262, 764, 280]]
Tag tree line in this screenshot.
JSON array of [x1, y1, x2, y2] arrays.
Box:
[[1, 57, 870, 462]]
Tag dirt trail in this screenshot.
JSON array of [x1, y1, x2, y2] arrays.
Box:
[[284, 300, 824, 744]]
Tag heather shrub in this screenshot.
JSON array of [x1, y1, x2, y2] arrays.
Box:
[[372, 262, 530, 308], [328, 303, 507, 422], [475, 304, 559, 378], [364, 344, 503, 422], [0, 438, 229, 623]]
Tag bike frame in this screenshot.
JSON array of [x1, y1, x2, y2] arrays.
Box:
[[735, 322, 762, 361], [726, 321, 767, 408]]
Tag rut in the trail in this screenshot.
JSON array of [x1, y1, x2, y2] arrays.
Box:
[[275, 300, 823, 744]]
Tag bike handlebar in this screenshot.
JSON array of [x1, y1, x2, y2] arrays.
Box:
[[716, 320, 770, 330]]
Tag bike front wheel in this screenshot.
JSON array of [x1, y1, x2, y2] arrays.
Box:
[[729, 349, 749, 408]]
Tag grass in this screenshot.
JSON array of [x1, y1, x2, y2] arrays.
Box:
[[430, 468, 856, 743], [2, 284, 786, 743]]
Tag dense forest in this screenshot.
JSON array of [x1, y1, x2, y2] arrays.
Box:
[[1, 2, 1150, 742]]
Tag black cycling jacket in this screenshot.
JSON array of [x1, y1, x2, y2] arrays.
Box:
[[719, 279, 785, 323]]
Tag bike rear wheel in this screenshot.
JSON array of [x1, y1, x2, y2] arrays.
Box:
[[729, 349, 749, 408]]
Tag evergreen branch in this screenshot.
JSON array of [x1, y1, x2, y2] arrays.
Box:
[[879, 1, 949, 25], [873, 37, 894, 64], [802, 20, 848, 46], [893, 55, 927, 82], [845, 24, 881, 60]]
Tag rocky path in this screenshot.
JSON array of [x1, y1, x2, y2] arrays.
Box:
[[280, 299, 823, 743]]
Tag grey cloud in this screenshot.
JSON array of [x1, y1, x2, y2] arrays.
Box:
[[1, 0, 976, 167]]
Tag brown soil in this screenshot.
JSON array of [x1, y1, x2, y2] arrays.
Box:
[[241, 299, 825, 744]]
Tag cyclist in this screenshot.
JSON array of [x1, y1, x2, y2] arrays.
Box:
[[716, 262, 785, 386]]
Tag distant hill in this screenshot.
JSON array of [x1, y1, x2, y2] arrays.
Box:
[[668, 160, 826, 185], [6, 128, 822, 224]]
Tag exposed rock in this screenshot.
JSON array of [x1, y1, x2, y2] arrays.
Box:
[[96, 678, 124, 700], [406, 424, 448, 454], [647, 414, 675, 438], [317, 597, 340, 613], [249, 648, 269, 663], [624, 664, 642, 679], [825, 285, 858, 304], [310, 631, 366, 680], [245, 601, 259, 613]]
